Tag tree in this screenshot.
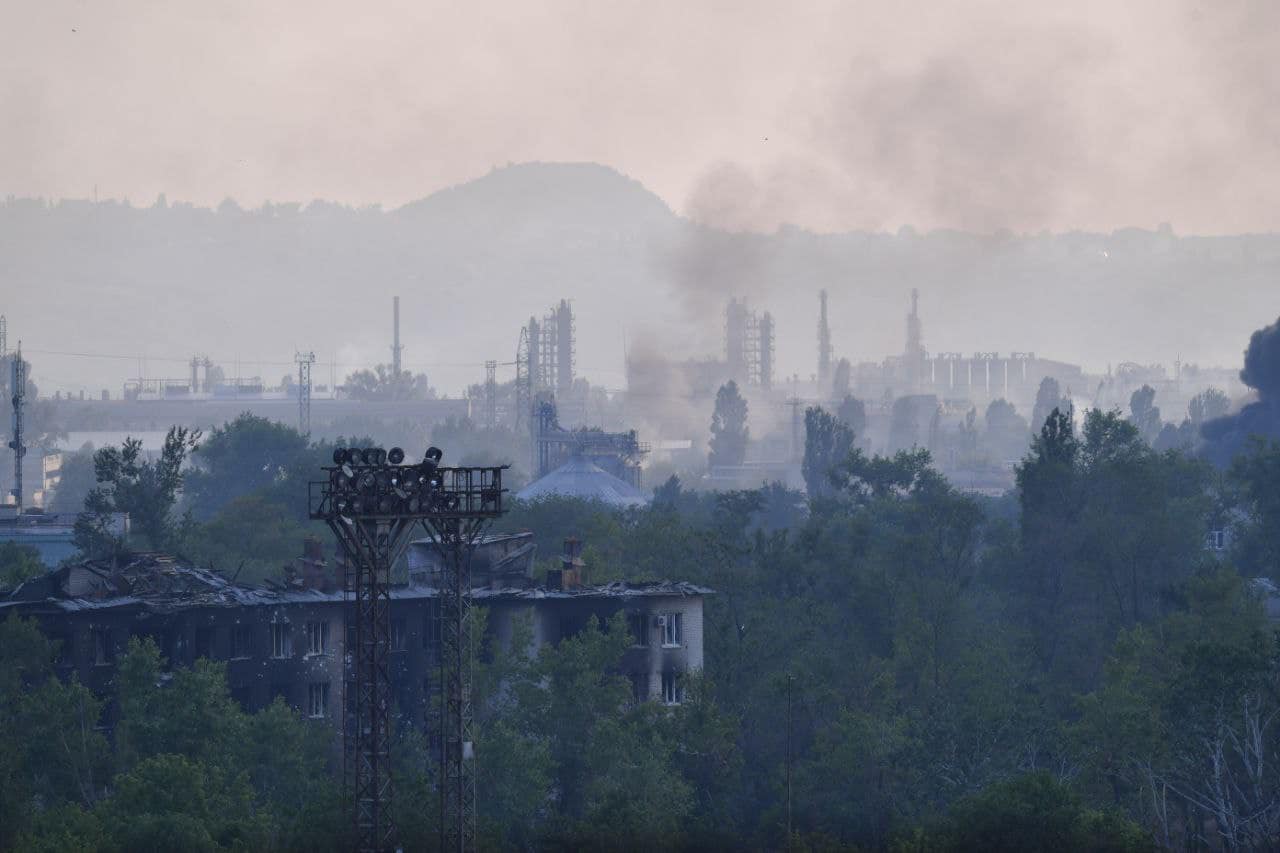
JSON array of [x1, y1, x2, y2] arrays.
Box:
[[1228, 438, 1280, 578], [802, 406, 854, 499], [836, 394, 867, 443], [0, 541, 44, 588], [983, 398, 1030, 462], [49, 447, 98, 513], [709, 381, 749, 469], [184, 413, 310, 520], [184, 495, 317, 585], [72, 427, 200, 557], [1128, 385, 1162, 443], [1031, 377, 1071, 435], [1188, 388, 1230, 428], [831, 358, 851, 400], [344, 363, 433, 401]]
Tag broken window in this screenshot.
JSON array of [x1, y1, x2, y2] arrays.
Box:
[[305, 620, 328, 656], [92, 628, 113, 666], [231, 624, 254, 659], [662, 612, 683, 647], [272, 622, 293, 659], [661, 671, 683, 705], [627, 612, 650, 647], [631, 672, 650, 704], [391, 618, 406, 652], [194, 626, 216, 660], [307, 682, 330, 719]]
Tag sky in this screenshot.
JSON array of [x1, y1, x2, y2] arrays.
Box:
[[4, 0, 1280, 235]]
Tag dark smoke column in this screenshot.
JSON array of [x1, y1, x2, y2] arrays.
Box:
[[1202, 315, 1280, 466]]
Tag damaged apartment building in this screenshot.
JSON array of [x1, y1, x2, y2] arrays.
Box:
[[0, 534, 709, 731]]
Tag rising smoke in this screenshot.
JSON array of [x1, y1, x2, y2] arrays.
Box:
[[1202, 316, 1280, 466]]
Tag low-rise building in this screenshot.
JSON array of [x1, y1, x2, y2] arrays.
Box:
[[0, 533, 709, 732]]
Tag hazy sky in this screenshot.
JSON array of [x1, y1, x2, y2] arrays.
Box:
[[4, 0, 1279, 234]]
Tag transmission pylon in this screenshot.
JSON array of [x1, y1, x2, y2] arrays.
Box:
[[0, 315, 7, 358], [296, 351, 316, 436], [310, 448, 506, 853]]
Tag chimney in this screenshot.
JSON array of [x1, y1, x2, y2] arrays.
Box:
[[559, 537, 585, 589]]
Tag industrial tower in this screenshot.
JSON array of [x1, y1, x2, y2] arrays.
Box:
[[904, 288, 926, 390], [0, 315, 7, 358], [817, 290, 832, 386], [391, 297, 403, 376], [9, 343, 26, 512], [296, 351, 316, 435], [759, 311, 775, 390]]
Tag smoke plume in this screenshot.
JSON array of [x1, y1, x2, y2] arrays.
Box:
[[1202, 316, 1280, 466]]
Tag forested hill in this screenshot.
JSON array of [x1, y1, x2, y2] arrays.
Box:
[[2, 162, 1277, 394]]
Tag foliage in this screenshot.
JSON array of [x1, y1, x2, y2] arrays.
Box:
[[185, 413, 310, 519], [0, 540, 45, 589], [73, 426, 201, 557], [802, 406, 855, 499], [709, 380, 749, 469], [1128, 384, 1162, 443], [344, 363, 433, 401]]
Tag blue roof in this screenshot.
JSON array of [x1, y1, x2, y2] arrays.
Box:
[[516, 456, 648, 507]]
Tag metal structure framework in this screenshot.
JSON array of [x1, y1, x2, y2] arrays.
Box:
[[484, 360, 497, 429], [295, 351, 316, 435], [309, 449, 506, 853], [0, 315, 7, 358], [391, 296, 403, 377], [515, 326, 531, 431], [817, 290, 832, 387], [725, 297, 765, 386], [532, 399, 649, 486], [9, 344, 25, 511]]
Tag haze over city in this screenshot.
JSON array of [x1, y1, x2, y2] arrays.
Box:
[[4, 4, 1280, 852]]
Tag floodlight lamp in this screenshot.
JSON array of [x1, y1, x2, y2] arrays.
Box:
[[378, 495, 394, 513], [332, 448, 348, 465], [388, 447, 405, 465], [425, 446, 443, 465]]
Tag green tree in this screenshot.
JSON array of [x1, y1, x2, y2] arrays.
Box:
[[836, 394, 867, 444], [185, 495, 316, 584], [49, 447, 99, 513], [344, 363, 433, 401], [73, 426, 201, 557], [1187, 387, 1230, 428], [983, 398, 1030, 462], [1228, 438, 1280, 578], [802, 406, 854, 499], [0, 541, 45, 588], [1031, 376, 1071, 434], [1128, 384, 1162, 443], [184, 413, 310, 519], [709, 380, 749, 469]]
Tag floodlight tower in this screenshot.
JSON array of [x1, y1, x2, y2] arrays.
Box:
[[310, 447, 506, 853], [296, 351, 316, 435], [9, 343, 26, 512]]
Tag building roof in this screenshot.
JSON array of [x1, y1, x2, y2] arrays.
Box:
[[2, 553, 709, 615], [516, 456, 649, 507]]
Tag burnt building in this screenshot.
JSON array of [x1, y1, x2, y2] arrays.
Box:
[[0, 534, 709, 732]]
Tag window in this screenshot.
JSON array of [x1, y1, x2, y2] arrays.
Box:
[[631, 673, 650, 704], [627, 612, 650, 647], [1207, 529, 1227, 551], [305, 620, 328, 656], [231, 624, 254, 659], [92, 628, 113, 666], [662, 612, 683, 647], [661, 671, 683, 705], [272, 622, 293, 659], [307, 682, 330, 719], [391, 619, 406, 652], [194, 626, 216, 660]]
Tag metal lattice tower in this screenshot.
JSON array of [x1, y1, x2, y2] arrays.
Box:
[[484, 361, 497, 429], [296, 351, 316, 435], [515, 326, 531, 431], [310, 450, 505, 853], [9, 343, 26, 512], [759, 311, 775, 390], [0, 315, 7, 358]]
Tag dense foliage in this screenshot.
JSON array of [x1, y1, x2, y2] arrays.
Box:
[[8, 404, 1280, 849]]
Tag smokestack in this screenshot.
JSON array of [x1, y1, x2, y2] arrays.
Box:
[[392, 296, 403, 376], [760, 311, 775, 390], [818, 290, 832, 386]]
